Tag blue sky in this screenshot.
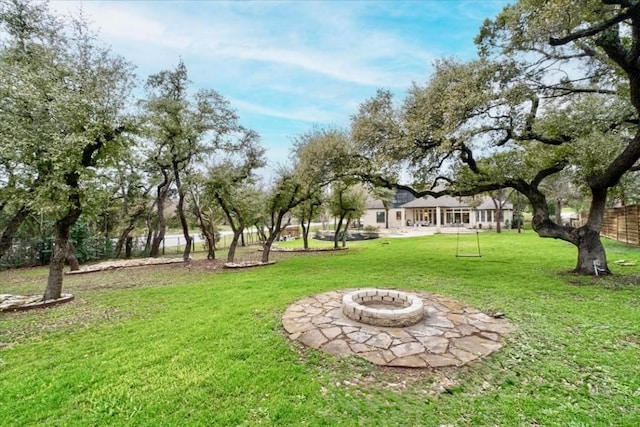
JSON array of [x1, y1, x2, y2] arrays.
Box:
[[52, 0, 511, 171]]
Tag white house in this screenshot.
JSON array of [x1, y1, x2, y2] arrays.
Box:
[[363, 190, 514, 230], [363, 199, 407, 228]]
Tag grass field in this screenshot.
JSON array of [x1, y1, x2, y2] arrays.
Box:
[[1, 232, 639, 426]]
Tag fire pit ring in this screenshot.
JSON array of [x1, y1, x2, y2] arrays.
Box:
[[342, 288, 424, 327]]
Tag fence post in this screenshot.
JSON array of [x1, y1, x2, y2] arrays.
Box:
[[625, 206, 629, 244]]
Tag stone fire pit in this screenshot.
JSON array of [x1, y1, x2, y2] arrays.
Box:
[[342, 289, 424, 327], [282, 289, 515, 368]]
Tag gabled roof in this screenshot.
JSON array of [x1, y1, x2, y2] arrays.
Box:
[[476, 199, 513, 210], [401, 195, 465, 208], [365, 198, 384, 209]]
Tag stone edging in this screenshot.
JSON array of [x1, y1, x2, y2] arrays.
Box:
[[270, 247, 348, 253], [0, 294, 74, 312], [66, 258, 184, 275], [223, 261, 276, 269]]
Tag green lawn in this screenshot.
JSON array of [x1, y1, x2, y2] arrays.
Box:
[[1, 232, 639, 426]]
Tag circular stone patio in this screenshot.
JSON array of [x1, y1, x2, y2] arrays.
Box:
[[282, 289, 515, 368]]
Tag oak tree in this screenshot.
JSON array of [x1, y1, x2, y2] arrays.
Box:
[[0, 0, 135, 298]]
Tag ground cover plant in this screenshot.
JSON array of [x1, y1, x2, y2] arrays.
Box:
[[1, 233, 639, 426]]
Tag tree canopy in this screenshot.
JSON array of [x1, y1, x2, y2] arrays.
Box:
[[352, 0, 640, 275], [5, 0, 640, 285], [1, 0, 135, 297]]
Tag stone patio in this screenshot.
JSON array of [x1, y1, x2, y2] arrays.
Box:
[[282, 289, 515, 368]]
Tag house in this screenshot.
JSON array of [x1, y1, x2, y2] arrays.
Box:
[[362, 189, 414, 228], [363, 189, 514, 230]]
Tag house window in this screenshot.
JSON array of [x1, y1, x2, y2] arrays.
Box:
[[376, 212, 385, 223], [393, 189, 413, 206], [396, 211, 402, 221]]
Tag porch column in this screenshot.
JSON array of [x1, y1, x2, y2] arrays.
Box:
[[436, 206, 441, 232]]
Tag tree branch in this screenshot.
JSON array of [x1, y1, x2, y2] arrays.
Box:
[[531, 160, 568, 189], [603, 0, 634, 7], [458, 143, 480, 173], [549, 4, 640, 46]]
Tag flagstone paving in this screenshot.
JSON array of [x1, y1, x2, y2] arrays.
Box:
[[282, 289, 515, 368]]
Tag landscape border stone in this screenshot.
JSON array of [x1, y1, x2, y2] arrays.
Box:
[[0, 294, 74, 312], [270, 247, 348, 253], [66, 257, 184, 275], [223, 261, 276, 269]]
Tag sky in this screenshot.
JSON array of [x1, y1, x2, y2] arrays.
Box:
[[51, 0, 511, 172]]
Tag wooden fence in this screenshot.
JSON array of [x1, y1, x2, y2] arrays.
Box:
[[577, 205, 640, 246]]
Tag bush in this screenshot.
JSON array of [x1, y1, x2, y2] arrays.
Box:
[[0, 239, 40, 270], [70, 222, 115, 262]]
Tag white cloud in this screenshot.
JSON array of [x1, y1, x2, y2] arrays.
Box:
[[230, 98, 340, 124], [45, 0, 510, 173], [50, 2, 190, 49], [55, 1, 435, 89]]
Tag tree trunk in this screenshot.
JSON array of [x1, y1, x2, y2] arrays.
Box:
[[302, 218, 310, 250], [555, 198, 563, 225], [385, 208, 389, 229], [572, 186, 609, 275], [143, 199, 158, 256], [172, 164, 191, 262], [261, 234, 277, 263], [491, 197, 503, 233], [334, 216, 345, 249], [191, 193, 215, 260], [45, 168, 85, 300], [125, 236, 133, 258], [574, 227, 609, 275], [114, 206, 146, 258], [45, 210, 81, 300], [115, 225, 135, 258], [66, 242, 80, 271], [0, 205, 31, 260], [115, 227, 130, 258], [203, 229, 216, 259], [524, 178, 610, 276], [256, 225, 267, 245], [149, 216, 166, 257], [144, 225, 153, 256], [342, 218, 351, 248], [150, 172, 171, 257], [45, 238, 68, 300], [228, 227, 244, 262], [176, 191, 192, 262]]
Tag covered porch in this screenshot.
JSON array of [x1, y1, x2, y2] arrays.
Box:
[[406, 207, 474, 228]]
